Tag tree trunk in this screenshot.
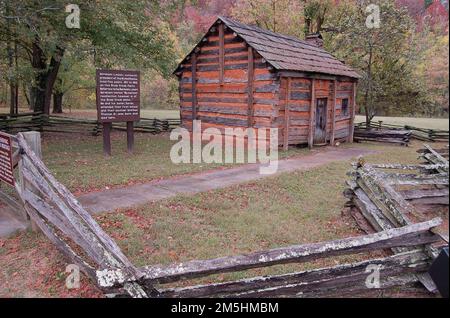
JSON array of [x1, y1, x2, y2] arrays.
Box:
[[9, 82, 17, 115], [52, 91, 63, 113], [31, 38, 64, 115], [44, 48, 64, 114], [364, 47, 374, 126], [14, 42, 19, 114], [272, 0, 276, 32], [363, 88, 370, 127], [29, 85, 35, 110], [6, 2, 17, 115], [31, 39, 47, 113], [23, 83, 31, 109]]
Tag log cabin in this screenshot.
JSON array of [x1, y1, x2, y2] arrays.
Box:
[[173, 16, 361, 150]]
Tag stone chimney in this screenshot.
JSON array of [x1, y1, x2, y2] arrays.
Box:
[[305, 33, 324, 48]]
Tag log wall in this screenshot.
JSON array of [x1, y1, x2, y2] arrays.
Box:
[[276, 78, 356, 146], [177, 23, 356, 147], [178, 23, 279, 134], [334, 81, 354, 141], [278, 78, 311, 145]]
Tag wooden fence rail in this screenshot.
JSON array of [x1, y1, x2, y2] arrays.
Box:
[[0, 131, 446, 298], [157, 249, 430, 298], [344, 143, 449, 292], [97, 218, 441, 288], [0, 113, 180, 135], [355, 121, 449, 143], [6, 132, 150, 297], [345, 145, 448, 233], [354, 127, 411, 145]]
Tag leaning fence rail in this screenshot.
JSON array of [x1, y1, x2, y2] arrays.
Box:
[[344, 143, 449, 292], [97, 219, 441, 297], [0, 132, 447, 297]]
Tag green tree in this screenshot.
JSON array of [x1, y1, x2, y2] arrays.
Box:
[[51, 48, 93, 113], [0, 1, 176, 114], [231, 0, 304, 38], [326, 0, 419, 123], [302, 0, 334, 36], [415, 33, 449, 116]]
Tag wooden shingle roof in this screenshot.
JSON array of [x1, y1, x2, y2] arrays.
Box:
[[175, 16, 360, 79]]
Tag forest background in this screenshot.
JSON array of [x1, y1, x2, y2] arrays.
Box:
[[0, 0, 448, 121]]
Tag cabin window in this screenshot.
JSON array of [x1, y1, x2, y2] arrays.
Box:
[[341, 98, 349, 117]]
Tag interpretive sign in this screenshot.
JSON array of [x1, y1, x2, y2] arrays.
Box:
[[96, 69, 140, 123], [96, 69, 140, 156], [0, 132, 15, 186]]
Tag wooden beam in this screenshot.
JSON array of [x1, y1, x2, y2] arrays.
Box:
[[96, 218, 441, 288], [352, 187, 396, 233], [357, 165, 415, 227], [157, 250, 428, 298], [191, 53, 198, 121], [21, 131, 42, 230], [219, 23, 224, 85], [16, 134, 142, 272], [283, 77, 291, 151], [229, 273, 420, 298], [348, 82, 357, 142], [22, 131, 42, 159], [247, 47, 254, 127], [308, 79, 316, 149], [330, 80, 337, 146], [277, 71, 358, 83]]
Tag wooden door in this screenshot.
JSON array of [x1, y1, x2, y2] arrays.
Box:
[[314, 98, 328, 144]]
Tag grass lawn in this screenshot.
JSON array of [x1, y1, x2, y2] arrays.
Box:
[[41, 131, 311, 194], [355, 115, 449, 130], [1, 138, 446, 297]]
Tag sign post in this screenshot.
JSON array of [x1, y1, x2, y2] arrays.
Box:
[[102, 122, 112, 156], [0, 132, 15, 187], [96, 69, 140, 156], [127, 121, 134, 154]]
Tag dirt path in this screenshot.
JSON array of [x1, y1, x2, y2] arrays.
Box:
[[78, 147, 375, 214]]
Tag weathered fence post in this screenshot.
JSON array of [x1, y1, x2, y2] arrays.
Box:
[[22, 131, 42, 159], [20, 131, 42, 231]]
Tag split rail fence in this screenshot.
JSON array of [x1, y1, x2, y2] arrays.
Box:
[[344, 143, 449, 292], [355, 121, 449, 145], [0, 131, 447, 297], [0, 112, 180, 135]]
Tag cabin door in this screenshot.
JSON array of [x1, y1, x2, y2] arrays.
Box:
[[314, 98, 328, 144]]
